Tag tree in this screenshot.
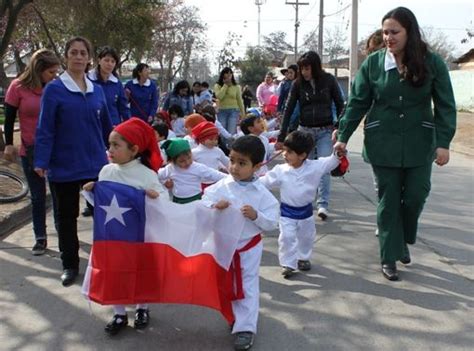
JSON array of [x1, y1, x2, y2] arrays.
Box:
[[0, 0, 34, 88], [324, 27, 349, 63], [423, 27, 456, 63], [147, 0, 207, 91], [239, 46, 271, 90], [301, 29, 319, 54], [216, 31, 242, 74], [262, 31, 293, 65]]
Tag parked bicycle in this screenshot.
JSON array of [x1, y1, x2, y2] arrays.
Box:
[[0, 169, 29, 203]]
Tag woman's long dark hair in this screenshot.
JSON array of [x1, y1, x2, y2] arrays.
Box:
[[382, 7, 427, 87], [296, 51, 324, 84], [96, 46, 119, 81], [132, 63, 149, 79], [217, 67, 236, 86], [172, 80, 190, 96]]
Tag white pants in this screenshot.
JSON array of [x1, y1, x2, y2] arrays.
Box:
[[113, 303, 149, 315], [278, 216, 316, 269], [232, 240, 263, 334]]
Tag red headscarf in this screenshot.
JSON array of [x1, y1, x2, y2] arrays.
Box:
[[192, 121, 219, 143], [114, 117, 163, 171], [184, 113, 206, 129]]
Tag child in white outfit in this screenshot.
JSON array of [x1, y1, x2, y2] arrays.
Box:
[[260, 130, 341, 278], [202, 135, 279, 351], [159, 138, 226, 203], [83, 117, 166, 335]]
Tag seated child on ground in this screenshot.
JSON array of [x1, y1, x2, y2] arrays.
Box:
[[169, 104, 186, 137]]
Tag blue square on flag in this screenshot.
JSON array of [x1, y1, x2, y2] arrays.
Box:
[[93, 181, 146, 242]]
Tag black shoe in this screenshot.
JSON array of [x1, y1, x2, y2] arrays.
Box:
[[32, 239, 47, 256], [81, 207, 93, 217], [134, 308, 150, 329], [400, 243, 411, 265], [105, 314, 128, 335], [61, 269, 78, 287], [381, 263, 399, 281], [234, 331, 254, 350], [297, 260, 311, 271], [281, 266, 295, 278]]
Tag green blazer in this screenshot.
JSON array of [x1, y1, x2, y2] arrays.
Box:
[[338, 49, 456, 168]]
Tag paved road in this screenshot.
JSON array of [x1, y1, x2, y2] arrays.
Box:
[[0, 128, 473, 351]]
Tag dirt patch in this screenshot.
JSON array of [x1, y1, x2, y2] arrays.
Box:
[[451, 112, 474, 156]]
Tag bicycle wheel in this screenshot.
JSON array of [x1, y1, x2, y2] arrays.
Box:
[[0, 170, 29, 203]]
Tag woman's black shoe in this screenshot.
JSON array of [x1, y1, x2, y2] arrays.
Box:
[[400, 243, 411, 265], [381, 263, 399, 281], [105, 314, 128, 335], [134, 309, 150, 329], [61, 269, 78, 287]]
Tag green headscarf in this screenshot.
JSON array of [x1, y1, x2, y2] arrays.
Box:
[[161, 138, 191, 159]]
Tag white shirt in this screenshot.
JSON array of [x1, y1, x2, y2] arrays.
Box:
[[192, 144, 229, 171], [255, 134, 274, 176], [158, 162, 226, 198], [203, 175, 279, 241], [215, 120, 232, 139], [259, 155, 340, 207], [98, 159, 167, 197], [183, 134, 198, 149], [171, 118, 186, 137]]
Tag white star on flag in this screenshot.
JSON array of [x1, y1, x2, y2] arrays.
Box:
[[99, 195, 132, 226]]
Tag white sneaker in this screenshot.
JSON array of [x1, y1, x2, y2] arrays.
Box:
[[375, 228, 379, 237], [317, 207, 329, 220]]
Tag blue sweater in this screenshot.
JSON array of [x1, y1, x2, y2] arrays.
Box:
[[34, 73, 113, 182], [124, 79, 159, 121], [88, 71, 130, 125], [162, 92, 193, 116]]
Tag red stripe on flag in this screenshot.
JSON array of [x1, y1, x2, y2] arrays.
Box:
[[88, 241, 234, 323]]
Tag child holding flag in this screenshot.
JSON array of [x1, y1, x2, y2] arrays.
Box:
[[202, 135, 279, 351], [82, 117, 165, 335]]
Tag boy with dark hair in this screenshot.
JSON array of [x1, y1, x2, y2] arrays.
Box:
[[152, 121, 170, 164], [239, 114, 274, 176], [260, 130, 341, 278], [168, 104, 186, 137], [203, 135, 279, 351]]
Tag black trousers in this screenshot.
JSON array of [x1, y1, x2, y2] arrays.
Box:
[[50, 178, 95, 270]]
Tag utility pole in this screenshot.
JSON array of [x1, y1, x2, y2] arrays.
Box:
[[318, 0, 324, 58], [349, 0, 358, 91], [286, 0, 309, 59], [255, 0, 266, 47]]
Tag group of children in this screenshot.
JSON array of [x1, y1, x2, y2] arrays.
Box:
[[84, 108, 344, 350]]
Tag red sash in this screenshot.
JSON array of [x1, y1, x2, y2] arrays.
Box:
[[229, 234, 262, 300]]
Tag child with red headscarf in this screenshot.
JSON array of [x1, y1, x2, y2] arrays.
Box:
[[83, 117, 166, 335], [192, 121, 229, 173]]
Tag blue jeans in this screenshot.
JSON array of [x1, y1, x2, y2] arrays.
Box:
[[21, 156, 47, 241], [217, 108, 240, 135], [298, 126, 334, 209]]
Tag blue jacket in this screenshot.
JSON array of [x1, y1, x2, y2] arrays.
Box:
[[124, 78, 159, 121], [87, 70, 130, 125], [162, 92, 193, 115], [34, 72, 113, 182]]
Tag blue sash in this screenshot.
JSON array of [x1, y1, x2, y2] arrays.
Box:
[[280, 202, 313, 220]]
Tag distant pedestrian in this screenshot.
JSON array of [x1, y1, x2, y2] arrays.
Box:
[[124, 63, 158, 123], [241, 85, 253, 111], [162, 80, 193, 116]]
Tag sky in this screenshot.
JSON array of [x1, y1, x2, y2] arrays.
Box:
[[184, 0, 473, 62]]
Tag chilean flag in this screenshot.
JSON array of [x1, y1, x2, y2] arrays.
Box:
[[81, 181, 245, 323]]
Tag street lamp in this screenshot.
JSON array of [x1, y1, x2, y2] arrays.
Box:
[[255, 0, 266, 47]]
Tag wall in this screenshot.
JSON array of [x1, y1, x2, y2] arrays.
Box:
[[450, 70, 474, 112]]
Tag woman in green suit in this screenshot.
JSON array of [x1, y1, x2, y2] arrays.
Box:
[[334, 7, 456, 281]]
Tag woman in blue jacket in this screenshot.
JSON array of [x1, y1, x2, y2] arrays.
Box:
[[124, 63, 159, 123], [162, 80, 193, 116], [34, 37, 113, 287], [87, 46, 130, 126]]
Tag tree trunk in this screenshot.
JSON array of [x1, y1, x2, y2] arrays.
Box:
[[14, 49, 26, 75]]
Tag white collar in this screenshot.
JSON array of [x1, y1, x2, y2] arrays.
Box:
[[384, 50, 398, 71], [132, 78, 151, 87], [87, 70, 118, 83], [60, 71, 94, 93]]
